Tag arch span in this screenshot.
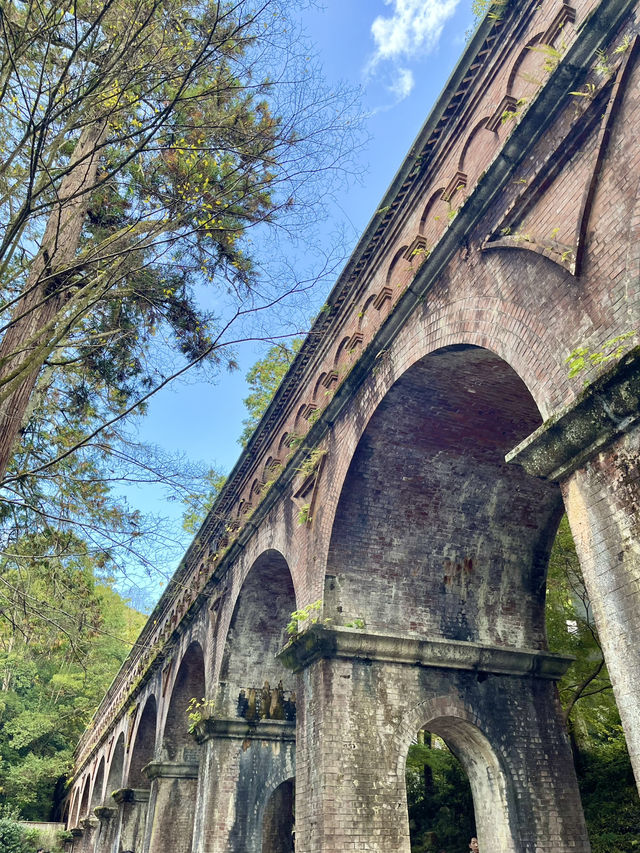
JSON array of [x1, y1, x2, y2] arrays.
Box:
[[162, 641, 205, 762], [261, 777, 295, 853], [325, 344, 562, 649], [218, 549, 297, 719], [90, 756, 105, 809], [105, 732, 125, 801], [399, 709, 516, 853], [127, 694, 157, 787]]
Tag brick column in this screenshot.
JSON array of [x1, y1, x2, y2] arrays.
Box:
[[142, 761, 199, 853], [280, 626, 589, 853], [509, 349, 640, 789], [112, 788, 150, 853], [190, 718, 295, 853], [92, 806, 116, 853], [70, 826, 83, 853], [79, 817, 98, 853]]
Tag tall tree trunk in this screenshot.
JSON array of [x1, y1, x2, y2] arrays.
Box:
[[0, 122, 104, 481]]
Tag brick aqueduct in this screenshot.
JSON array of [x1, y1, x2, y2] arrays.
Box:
[[64, 1, 640, 850]]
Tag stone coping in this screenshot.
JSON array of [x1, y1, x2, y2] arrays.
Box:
[[142, 760, 199, 781], [193, 717, 296, 744], [112, 787, 150, 805], [507, 347, 640, 480], [276, 625, 573, 679]]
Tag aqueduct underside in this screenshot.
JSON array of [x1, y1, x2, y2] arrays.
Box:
[[65, 0, 640, 850]]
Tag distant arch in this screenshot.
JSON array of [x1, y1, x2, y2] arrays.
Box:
[[128, 695, 157, 788], [77, 775, 90, 822], [162, 641, 205, 761], [218, 550, 296, 720], [105, 732, 125, 801], [90, 756, 105, 809]]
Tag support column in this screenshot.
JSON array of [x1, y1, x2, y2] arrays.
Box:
[[93, 806, 116, 853], [279, 626, 590, 853], [191, 718, 295, 853], [70, 827, 83, 853], [563, 428, 640, 786], [508, 349, 640, 789], [142, 761, 199, 853], [113, 788, 150, 853], [79, 817, 99, 853]]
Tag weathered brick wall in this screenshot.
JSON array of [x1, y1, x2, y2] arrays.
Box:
[[294, 655, 588, 853], [324, 347, 562, 648]]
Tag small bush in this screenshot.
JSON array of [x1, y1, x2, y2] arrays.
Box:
[[0, 816, 35, 853]]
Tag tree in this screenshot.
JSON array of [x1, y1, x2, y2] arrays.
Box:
[[0, 0, 360, 490], [239, 338, 302, 445], [0, 531, 145, 818], [546, 516, 616, 737], [182, 466, 227, 534]]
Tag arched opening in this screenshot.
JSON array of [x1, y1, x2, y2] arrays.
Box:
[[128, 695, 157, 787], [162, 641, 205, 761], [202, 552, 297, 852], [321, 345, 590, 851], [67, 789, 78, 828], [78, 775, 90, 822], [405, 719, 513, 852], [219, 550, 297, 719], [90, 757, 105, 809], [326, 345, 561, 647], [262, 778, 295, 853], [105, 733, 125, 801]]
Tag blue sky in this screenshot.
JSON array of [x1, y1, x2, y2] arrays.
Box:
[[124, 0, 478, 600]]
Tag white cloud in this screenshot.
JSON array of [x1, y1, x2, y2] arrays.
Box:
[[369, 0, 460, 69], [390, 67, 415, 99]]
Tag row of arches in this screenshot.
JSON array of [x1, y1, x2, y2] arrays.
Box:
[[66, 334, 612, 851]]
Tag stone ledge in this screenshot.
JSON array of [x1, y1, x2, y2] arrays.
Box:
[[112, 787, 150, 805], [142, 761, 199, 781], [193, 717, 296, 744], [276, 625, 572, 679], [93, 806, 116, 821], [507, 347, 640, 481]]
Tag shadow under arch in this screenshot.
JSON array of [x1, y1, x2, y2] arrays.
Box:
[[128, 694, 157, 787], [193, 551, 297, 853], [105, 732, 125, 801], [218, 549, 297, 718], [401, 713, 516, 853], [162, 641, 205, 762], [90, 756, 105, 809], [261, 777, 295, 853], [325, 344, 563, 648], [77, 775, 90, 824]]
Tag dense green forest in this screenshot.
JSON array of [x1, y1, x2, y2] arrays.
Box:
[[0, 541, 145, 819]]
